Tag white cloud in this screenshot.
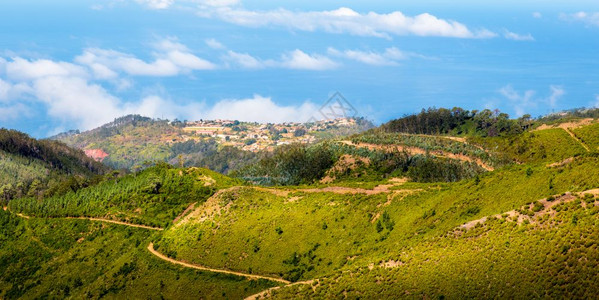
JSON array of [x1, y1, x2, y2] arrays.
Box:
[[327, 47, 408, 66], [499, 85, 536, 117], [1, 72, 203, 130], [75, 39, 216, 77], [547, 86, 565, 108], [1, 40, 342, 133], [532, 12, 542, 19], [504, 31, 535, 41], [0, 54, 327, 130], [5, 58, 88, 81], [205, 95, 320, 123], [595, 95, 599, 108], [560, 11, 599, 27], [135, 0, 174, 9], [88, 62, 119, 80], [0, 79, 11, 101], [32, 76, 124, 129], [223, 50, 265, 69], [205, 38, 226, 49], [0, 57, 6, 75], [223, 49, 337, 70], [498, 85, 565, 116], [199, 0, 240, 8], [0, 103, 30, 122], [123, 95, 205, 121], [205, 7, 496, 39], [279, 49, 338, 70]]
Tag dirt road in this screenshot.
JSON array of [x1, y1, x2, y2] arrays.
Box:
[[12, 212, 163, 230], [147, 243, 290, 284]]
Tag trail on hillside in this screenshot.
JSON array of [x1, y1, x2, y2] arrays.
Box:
[[67, 217, 164, 230], [254, 178, 417, 196], [457, 189, 599, 232], [561, 127, 590, 152], [12, 212, 163, 230], [147, 243, 290, 284], [403, 133, 487, 152], [173, 202, 197, 224], [243, 280, 316, 300], [340, 140, 494, 171]]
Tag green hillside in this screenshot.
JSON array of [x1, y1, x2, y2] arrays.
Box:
[[155, 154, 599, 283], [0, 129, 108, 205], [572, 122, 599, 151], [270, 193, 599, 299], [9, 164, 240, 228], [56, 115, 372, 172], [0, 209, 276, 299], [3, 110, 599, 299]]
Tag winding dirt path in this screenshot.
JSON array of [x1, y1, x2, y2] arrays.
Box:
[[253, 178, 417, 196], [147, 243, 290, 284], [12, 212, 163, 230], [67, 217, 164, 230], [339, 140, 494, 171], [405, 133, 487, 152]]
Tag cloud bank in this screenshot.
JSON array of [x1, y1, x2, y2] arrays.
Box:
[[204, 7, 496, 39], [75, 39, 216, 78], [0, 43, 327, 132]]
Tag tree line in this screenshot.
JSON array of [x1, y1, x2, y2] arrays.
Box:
[[380, 107, 534, 137]]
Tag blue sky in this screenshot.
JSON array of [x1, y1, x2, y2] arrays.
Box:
[[1, 0, 599, 137]]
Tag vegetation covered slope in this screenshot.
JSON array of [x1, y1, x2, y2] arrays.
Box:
[[9, 164, 239, 228], [0, 209, 276, 299], [233, 140, 490, 186], [155, 153, 599, 284], [56, 115, 372, 172], [470, 128, 589, 164], [4, 108, 599, 299], [0, 129, 108, 204], [572, 122, 599, 151], [270, 193, 599, 299]]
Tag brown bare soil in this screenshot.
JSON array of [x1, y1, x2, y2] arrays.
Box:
[[535, 118, 595, 131], [340, 141, 494, 171], [147, 243, 290, 284]]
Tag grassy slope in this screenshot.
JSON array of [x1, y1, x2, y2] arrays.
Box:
[[156, 154, 599, 282], [572, 122, 599, 152], [0, 210, 276, 299], [0, 129, 108, 205], [470, 128, 587, 164], [60, 119, 177, 170], [271, 197, 599, 299], [4, 121, 599, 298], [350, 132, 503, 167], [9, 165, 241, 228]]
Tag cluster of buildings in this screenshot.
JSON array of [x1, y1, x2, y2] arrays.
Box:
[[178, 118, 360, 151]]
